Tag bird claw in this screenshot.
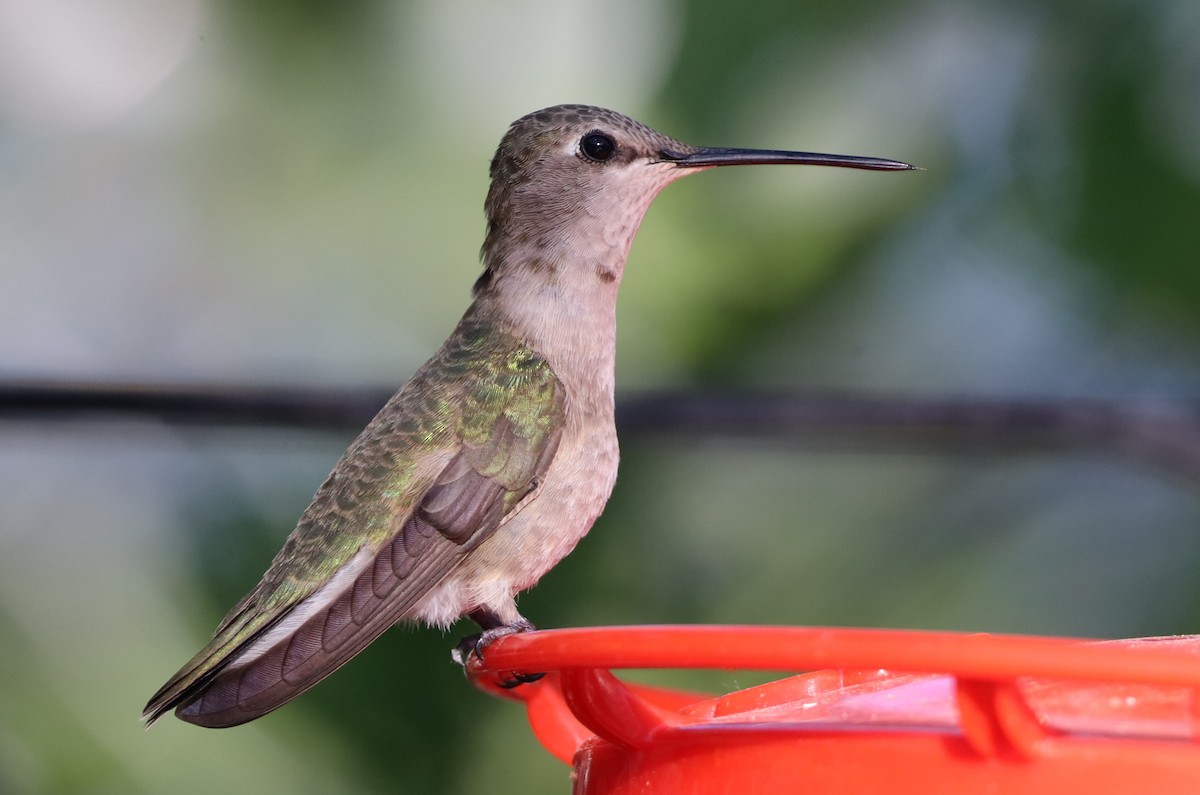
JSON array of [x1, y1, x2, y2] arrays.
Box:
[[495, 670, 544, 688], [451, 619, 543, 687], [450, 633, 484, 668]]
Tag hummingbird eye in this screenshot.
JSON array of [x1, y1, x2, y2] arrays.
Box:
[[579, 132, 617, 163]]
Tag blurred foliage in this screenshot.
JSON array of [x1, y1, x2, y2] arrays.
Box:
[[2, 0, 1199, 792]]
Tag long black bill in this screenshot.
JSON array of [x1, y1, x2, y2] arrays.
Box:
[[661, 147, 915, 171]]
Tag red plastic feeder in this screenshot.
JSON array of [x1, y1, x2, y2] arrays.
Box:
[[465, 626, 1200, 794]]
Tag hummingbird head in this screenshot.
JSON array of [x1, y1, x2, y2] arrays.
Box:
[[476, 104, 913, 294], [478, 104, 697, 291]]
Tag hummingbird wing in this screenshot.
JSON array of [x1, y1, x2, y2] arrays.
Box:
[[143, 318, 566, 727]]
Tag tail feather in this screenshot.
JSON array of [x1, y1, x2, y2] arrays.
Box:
[[141, 604, 282, 726], [150, 526, 464, 728]]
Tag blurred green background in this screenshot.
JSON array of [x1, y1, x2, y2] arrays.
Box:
[[3, 0, 1200, 792]]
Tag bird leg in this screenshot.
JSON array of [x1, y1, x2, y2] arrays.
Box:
[[452, 609, 544, 687]]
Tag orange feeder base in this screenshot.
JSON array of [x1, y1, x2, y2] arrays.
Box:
[[465, 626, 1200, 794]]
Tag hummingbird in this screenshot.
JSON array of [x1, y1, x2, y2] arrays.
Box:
[[142, 104, 914, 728]]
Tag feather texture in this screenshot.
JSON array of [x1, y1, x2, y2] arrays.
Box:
[[142, 305, 565, 726]]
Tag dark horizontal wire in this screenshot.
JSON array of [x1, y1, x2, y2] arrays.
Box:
[[3, 379, 1200, 483]]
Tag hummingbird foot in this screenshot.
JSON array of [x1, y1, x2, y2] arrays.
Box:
[[452, 611, 544, 687]]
